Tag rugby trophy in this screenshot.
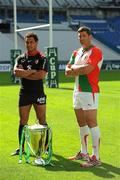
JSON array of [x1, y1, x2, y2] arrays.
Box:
[[19, 124, 52, 166]]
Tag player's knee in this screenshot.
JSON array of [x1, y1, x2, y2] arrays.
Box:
[[86, 119, 97, 128], [19, 118, 28, 125]]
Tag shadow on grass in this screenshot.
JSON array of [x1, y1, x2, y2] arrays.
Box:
[[59, 87, 73, 91], [45, 154, 120, 178]]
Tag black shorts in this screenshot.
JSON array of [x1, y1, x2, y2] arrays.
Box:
[[19, 93, 46, 107]]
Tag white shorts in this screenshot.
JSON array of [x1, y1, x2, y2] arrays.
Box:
[[73, 91, 99, 110]]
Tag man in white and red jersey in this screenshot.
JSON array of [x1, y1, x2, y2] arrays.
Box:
[[11, 32, 49, 155], [65, 26, 103, 167]]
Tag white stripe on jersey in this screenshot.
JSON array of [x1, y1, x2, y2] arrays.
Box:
[[98, 58, 103, 69], [42, 58, 46, 69]]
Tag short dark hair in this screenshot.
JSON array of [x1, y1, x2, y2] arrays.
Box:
[[77, 26, 92, 35], [24, 32, 38, 42]]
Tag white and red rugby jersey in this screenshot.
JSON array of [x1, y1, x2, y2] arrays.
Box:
[[69, 46, 103, 93]]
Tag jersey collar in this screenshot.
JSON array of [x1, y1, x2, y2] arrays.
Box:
[[82, 45, 94, 53], [26, 50, 39, 56]]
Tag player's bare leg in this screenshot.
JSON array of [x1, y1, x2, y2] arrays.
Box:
[[74, 108, 87, 127], [19, 105, 32, 125], [34, 104, 48, 150], [81, 109, 101, 167], [69, 109, 89, 160], [33, 104, 47, 125], [84, 109, 97, 128]]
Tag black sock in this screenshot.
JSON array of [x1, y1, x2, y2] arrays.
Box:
[[18, 124, 25, 148]]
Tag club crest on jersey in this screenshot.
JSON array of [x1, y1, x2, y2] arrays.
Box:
[[81, 55, 89, 64], [84, 55, 87, 60], [21, 59, 25, 63], [27, 65, 32, 70], [35, 59, 39, 64], [81, 55, 88, 61]]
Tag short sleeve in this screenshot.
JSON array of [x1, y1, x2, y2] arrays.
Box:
[[69, 50, 77, 65], [40, 56, 48, 72], [88, 47, 102, 68], [15, 55, 22, 67]]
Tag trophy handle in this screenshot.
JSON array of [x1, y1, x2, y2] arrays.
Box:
[[19, 125, 30, 163], [19, 126, 25, 163], [43, 127, 52, 166]]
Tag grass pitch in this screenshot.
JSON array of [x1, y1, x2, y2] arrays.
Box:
[[0, 72, 120, 180]]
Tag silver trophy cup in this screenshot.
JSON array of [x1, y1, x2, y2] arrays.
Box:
[[19, 124, 52, 166], [28, 124, 47, 165]]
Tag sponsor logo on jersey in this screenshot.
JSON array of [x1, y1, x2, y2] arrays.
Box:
[[35, 59, 39, 64], [37, 97, 45, 104], [27, 60, 32, 63], [27, 65, 32, 70], [21, 59, 25, 63]]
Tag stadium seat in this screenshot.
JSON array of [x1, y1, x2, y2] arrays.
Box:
[[93, 31, 120, 53]]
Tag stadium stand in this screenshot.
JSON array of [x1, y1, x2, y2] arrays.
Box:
[[0, 0, 120, 63], [69, 14, 120, 53], [0, 0, 117, 8], [70, 15, 99, 20], [0, 0, 11, 6], [17, 12, 37, 23], [94, 31, 120, 53], [108, 16, 120, 31], [70, 15, 109, 31]]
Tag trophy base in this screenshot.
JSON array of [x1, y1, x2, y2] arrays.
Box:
[[34, 158, 45, 165]]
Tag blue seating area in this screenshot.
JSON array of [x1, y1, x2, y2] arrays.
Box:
[[17, 13, 37, 23], [93, 31, 120, 53], [0, 10, 67, 24], [40, 14, 66, 23], [71, 15, 99, 20], [70, 15, 120, 53], [0, 15, 3, 20], [0, 1, 119, 54], [82, 22, 109, 31], [70, 15, 109, 31], [107, 16, 120, 31], [54, 15, 67, 22]]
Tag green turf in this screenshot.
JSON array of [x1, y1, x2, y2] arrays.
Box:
[[0, 70, 120, 86], [0, 73, 120, 180]]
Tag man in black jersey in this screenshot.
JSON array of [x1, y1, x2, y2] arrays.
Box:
[[11, 32, 48, 155]]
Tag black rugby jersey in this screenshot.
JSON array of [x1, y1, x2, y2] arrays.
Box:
[[16, 51, 48, 94]]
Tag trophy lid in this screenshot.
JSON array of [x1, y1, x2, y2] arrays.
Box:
[[28, 124, 47, 131]]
